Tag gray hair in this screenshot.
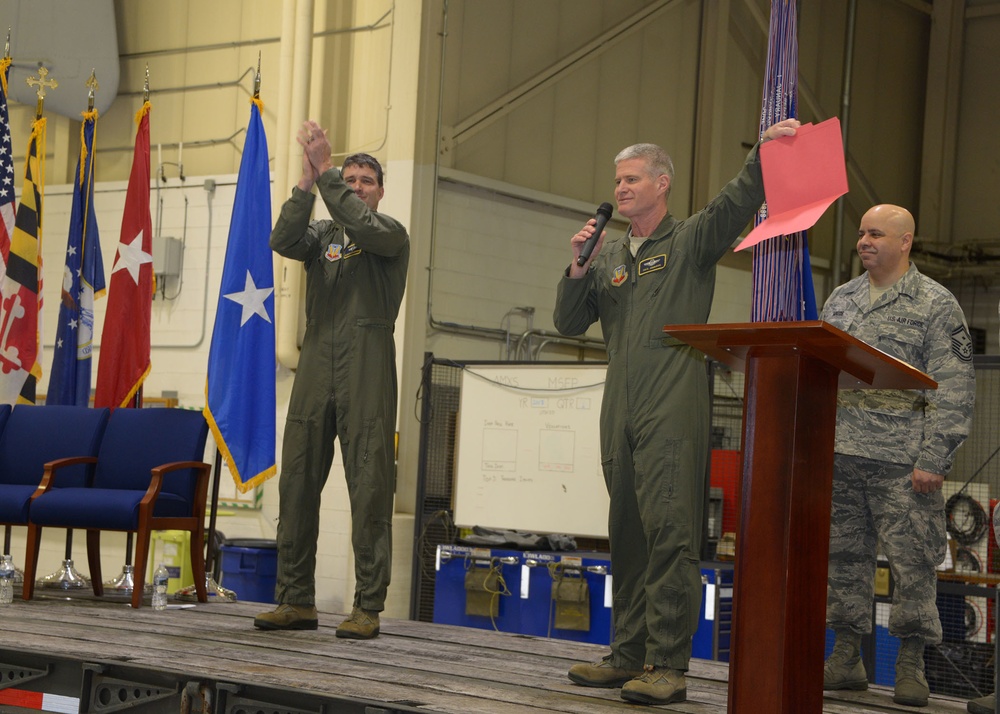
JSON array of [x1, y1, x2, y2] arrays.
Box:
[[614, 143, 675, 197]]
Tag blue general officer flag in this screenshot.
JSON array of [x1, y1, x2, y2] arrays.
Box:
[[204, 97, 276, 493], [48, 110, 106, 405]]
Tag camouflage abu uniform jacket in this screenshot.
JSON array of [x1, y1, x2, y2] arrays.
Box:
[[821, 262, 975, 475]]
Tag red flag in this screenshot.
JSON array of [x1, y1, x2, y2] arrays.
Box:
[[0, 115, 45, 405], [94, 102, 153, 408]]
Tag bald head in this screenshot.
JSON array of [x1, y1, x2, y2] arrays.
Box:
[[864, 204, 915, 240], [856, 204, 914, 286]]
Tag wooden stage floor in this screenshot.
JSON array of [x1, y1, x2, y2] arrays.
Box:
[[1, 593, 974, 713]]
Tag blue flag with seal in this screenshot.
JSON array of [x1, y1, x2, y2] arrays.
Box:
[[48, 109, 106, 405], [204, 97, 275, 492]]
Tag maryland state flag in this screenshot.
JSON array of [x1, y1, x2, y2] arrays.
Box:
[[0, 56, 16, 288], [204, 97, 275, 492], [0, 114, 46, 405], [48, 110, 106, 405], [94, 102, 153, 408]]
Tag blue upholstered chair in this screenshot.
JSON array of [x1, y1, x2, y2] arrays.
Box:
[[0, 405, 109, 553], [23, 407, 211, 609]]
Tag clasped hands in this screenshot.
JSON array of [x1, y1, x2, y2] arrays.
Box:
[[297, 119, 334, 191]]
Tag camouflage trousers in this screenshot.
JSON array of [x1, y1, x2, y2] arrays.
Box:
[[826, 453, 946, 643]]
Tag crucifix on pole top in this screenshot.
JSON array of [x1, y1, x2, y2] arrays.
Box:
[[26, 65, 58, 118]]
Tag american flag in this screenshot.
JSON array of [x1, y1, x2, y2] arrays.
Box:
[[0, 57, 16, 288]]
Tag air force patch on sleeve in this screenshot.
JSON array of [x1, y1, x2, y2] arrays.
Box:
[[951, 325, 973, 362]]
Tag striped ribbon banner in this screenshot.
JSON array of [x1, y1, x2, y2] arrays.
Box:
[[751, 0, 818, 322]]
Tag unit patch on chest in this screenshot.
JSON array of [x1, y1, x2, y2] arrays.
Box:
[[611, 264, 628, 287], [343, 243, 363, 259], [637, 254, 666, 276]]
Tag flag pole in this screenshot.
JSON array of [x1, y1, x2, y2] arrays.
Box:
[[104, 386, 146, 595], [179, 52, 267, 604], [105, 67, 148, 597], [1, 29, 19, 582], [23, 65, 93, 592], [177, 448, 235, 602]]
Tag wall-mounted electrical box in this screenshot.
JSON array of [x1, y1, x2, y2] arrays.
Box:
[[152, 235, 183, 280]]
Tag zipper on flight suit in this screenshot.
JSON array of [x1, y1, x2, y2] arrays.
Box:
[[622, 243, 639, 416]]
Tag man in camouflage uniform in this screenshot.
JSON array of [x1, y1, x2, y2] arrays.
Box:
[[254, 120, 409, 638], [553, 118, 800, 706], [822, 204, 975, 707]]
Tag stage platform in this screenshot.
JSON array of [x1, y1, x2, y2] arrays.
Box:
[[1, 593, 972, 713]]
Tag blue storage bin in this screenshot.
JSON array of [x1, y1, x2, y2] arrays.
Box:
[[219, 538, 278, 603], [520, 551, 614, 645], [433, 545, 524, 633], [693, 566, 734, 661]]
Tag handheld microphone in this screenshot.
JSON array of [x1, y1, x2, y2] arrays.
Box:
[[577, 202, 614, 266]]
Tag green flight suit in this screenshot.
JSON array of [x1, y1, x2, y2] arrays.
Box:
[[270, 167, 409, 612], [554, 145, 765, 671]]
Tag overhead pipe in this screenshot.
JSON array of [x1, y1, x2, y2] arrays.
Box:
[[274, 0, 314, 370], [832, 0, 857, 287]]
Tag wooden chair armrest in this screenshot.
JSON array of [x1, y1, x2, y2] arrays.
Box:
[[31, 456, 100, 498], [141, 461, 212, 507]]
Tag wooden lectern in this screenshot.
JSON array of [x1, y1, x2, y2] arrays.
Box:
[[663, 321, 936, 714]]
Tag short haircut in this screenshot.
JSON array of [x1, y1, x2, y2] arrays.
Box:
[[614, 143, 675, 186], [342, 152, 384, 187]]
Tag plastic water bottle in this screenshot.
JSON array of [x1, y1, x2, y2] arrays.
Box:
[[152, 563, 169, 611], [0, 554, 15, 606]]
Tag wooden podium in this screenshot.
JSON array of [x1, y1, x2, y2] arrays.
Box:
[[663, 321, 936, 714]]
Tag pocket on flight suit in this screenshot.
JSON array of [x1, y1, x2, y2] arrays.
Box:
[[635, 438, 680, 504], [281, 413, 312, 477], [348, 416, 383, 489], [597, 283, 621, 353]]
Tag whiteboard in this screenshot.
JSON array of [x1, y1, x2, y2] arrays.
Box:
[[453, 364, 610, 538]]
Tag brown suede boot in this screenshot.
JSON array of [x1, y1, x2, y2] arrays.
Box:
[[967, 693, 995, 714], [823, 629, 868, 691], [336, 606, 380, 639], [568, 657, 643, 688], [894, 636, 929, 707], [253, 603, 318, 631], [620, 666, 687, 705]]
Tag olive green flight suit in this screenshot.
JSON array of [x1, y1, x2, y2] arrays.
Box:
[[554, 145, 765, 671], [270, 168, 409, 612]]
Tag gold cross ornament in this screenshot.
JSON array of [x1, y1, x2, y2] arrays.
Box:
[[26, 66, 58, 117]]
